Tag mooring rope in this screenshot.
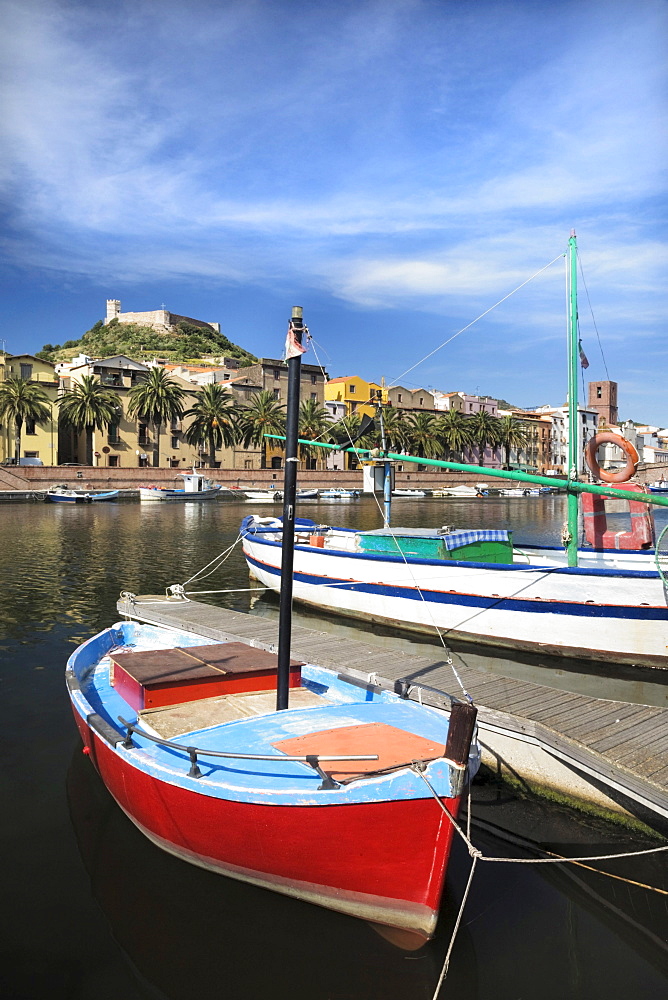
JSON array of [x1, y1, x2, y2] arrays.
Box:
[[416, 765, 668, 998]]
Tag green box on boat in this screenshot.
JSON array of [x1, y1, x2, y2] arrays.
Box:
[[357, 529, 513, 564]]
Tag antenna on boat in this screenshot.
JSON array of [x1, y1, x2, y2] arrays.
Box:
[[566, 231, 579, 567], [276, 307, 307, 710], [375, 392, 392, 528]]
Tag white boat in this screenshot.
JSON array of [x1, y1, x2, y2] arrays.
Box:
[[433, 485, 483, 498], [244, 490, 281, 503], [318, 489, 360, 500], [392, 489, 426, 497], [139, 470, 222, 502], [241, 518, 666, 668], [649, 480, 668, 494], [43, 487, 120, 503]]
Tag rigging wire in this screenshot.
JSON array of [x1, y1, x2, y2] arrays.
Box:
[[578, 251, 610, 380], [390, 252, 566, 389]]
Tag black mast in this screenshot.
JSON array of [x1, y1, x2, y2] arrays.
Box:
[[276, 307, 305, 710]]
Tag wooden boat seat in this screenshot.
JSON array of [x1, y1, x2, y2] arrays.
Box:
[[110, 642, 303, 712], [273, 722, 445, 783], [140, 686, 327, 740]]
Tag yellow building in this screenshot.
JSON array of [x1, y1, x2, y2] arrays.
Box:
[[324, 376, 386, 419], [0, 354, 60, 465]]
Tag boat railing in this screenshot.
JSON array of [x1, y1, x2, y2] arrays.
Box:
[[118, 716, 378, 790]]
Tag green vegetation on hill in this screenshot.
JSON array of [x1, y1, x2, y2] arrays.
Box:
[[36, 319, 257, 366]]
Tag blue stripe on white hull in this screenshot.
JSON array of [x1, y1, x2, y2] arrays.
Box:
[[242, 536, 668, 666]]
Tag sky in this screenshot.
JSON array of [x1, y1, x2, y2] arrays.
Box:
[[1, 0, 666, 423]]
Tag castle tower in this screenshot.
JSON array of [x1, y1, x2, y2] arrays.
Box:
[[106, 299, 121, 323], [588, 380, 618, 427]]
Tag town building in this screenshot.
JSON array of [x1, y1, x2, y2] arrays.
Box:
[[324, 376, 385, 419], [0, 354, 60, 465], [385, 386, 435, 410]]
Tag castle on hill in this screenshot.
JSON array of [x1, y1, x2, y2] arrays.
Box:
[[104, 299, 220, 335]]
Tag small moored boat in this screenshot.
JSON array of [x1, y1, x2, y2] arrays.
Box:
[[139, 470, 221, 502], [44, 487, 120, 503]]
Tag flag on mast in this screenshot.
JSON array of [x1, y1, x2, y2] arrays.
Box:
[[285, 317, 309, 360]]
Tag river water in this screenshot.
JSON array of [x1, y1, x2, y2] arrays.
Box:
[[1, 495, 667, 999]]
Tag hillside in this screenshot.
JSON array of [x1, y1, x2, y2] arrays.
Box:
[[36, 319, 257, 366]]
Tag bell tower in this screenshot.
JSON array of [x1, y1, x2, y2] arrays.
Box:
[[587, 380, 618, 427]]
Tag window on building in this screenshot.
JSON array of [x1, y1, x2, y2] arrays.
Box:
[[273, 388, 280, 400], [20, 363, 33, 380], [139, 426, 149, 445], [310, 392, 317, 401], [108, 424, 119, 444], [419, 397, 423, 405], [271, 456, 282, 469], [108, 455, 119, 468], [25, 418, 36, 435], [397, 393, 402, 403], [274, 369, 281, 381], [170, 458, 180, 468], [244, 459, 253, 469], [138, 455, 149, 468], [349, 384, 356, 393], [24, 451, 39, 459], [306, 457, 317, 470], [171, 435, 179, 449], [310, 374, 317, 384], [596, 386, 602, 398]]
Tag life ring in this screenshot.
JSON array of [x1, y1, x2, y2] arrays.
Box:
[[584, 432, 639, 484]]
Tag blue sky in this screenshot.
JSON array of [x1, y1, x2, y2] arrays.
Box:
[[1, 0, 666, 423]]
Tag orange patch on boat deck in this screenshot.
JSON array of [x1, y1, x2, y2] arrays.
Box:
[[272, 723, 445, 782]]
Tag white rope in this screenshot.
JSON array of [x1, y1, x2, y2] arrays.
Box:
[[432, 855, 479, 1000], [413, 766, 668, 865], [180, 533, 243, 588]]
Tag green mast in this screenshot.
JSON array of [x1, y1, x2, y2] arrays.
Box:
[[566, 230, 579, 567]]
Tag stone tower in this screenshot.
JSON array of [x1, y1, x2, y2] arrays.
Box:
[[106, 300, 121, 323], [588, 380, 618, 427]]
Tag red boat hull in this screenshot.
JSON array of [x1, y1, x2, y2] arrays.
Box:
[[75, 713, 460, 938]]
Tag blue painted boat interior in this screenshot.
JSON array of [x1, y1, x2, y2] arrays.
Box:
[[68, 622, 467, 805]]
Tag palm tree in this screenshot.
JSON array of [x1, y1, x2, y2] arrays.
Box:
[[297, 399, 331, 466], [128, 368, 186, 468], [237, 390, 286, 469], [0, 377, 51, 465], [468, 410, 501, 468], [329, 413, 376, 469], [436, 409, 473, 462], [184, 384, 237, 468], [379, 406, 410, 453], [405, 411, 441, 459], [57, 375, 121, 465], [498, 415, 531, 470]]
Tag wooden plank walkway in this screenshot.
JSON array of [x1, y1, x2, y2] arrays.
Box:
[[117, 595, 668, 825]]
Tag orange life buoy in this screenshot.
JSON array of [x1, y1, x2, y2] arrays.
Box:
[[582, 483, 654, 550], [585, 432, 638, 483]]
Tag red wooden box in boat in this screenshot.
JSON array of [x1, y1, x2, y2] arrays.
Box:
[[110, 642, 303, 712]]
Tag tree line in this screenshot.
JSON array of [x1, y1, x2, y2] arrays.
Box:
[[0, 372, 532, 469]]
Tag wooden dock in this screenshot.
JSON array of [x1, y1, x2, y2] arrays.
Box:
[[117, 594, 668, 831]]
